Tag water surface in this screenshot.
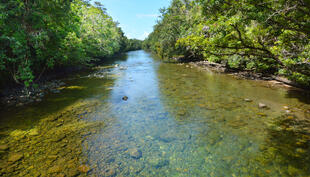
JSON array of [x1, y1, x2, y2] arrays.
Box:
[[0, 50, 310, 177]]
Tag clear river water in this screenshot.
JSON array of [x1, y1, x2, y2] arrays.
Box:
[[0, 50, 310, 177]]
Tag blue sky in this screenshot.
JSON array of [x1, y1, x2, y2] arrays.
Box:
[[98, 0, 171, 40]]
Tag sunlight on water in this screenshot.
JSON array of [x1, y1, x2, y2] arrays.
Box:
[[0, 51, 310, 176]]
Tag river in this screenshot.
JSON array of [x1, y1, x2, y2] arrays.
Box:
[[0, 50, 310, 176]]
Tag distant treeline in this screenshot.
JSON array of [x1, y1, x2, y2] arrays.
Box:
[[143, 0, 310, 87], [0, 0, 142, 87]]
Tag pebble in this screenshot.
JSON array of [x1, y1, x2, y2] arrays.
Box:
[[78, 165, 91, 173], [104, 167, 116, 176], [122, 96, 128, 101], [0, 144, 9, 151], [16, 103, 24, 107], [8, 153, 23, 163], [47, 165, 62, 174], [148, 158, 169, 169], [50, 89, 60, 94], [244, 98, 252, 102], [35, 98, 42, 102], [258, 103, 267, 109], [28, 129, 39, 136], [129, 148, 142, 159]]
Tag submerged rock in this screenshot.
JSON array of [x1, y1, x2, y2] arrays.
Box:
[[122, 96, 128, 101], [8, 153, 23, 163], [158, 133, 177, 143], [129, 148, 142, 159], [258, 103, 268, 109], [35, 98, 42, 102], [16, 103, 24, 107], [244, 99, 252, 102], [28, 128, 39, 136], [148, 157, 169, 169], [50, 89, 60, 94], [52, 134, 66, 142], [48, 165, 62, 174], [104, 167, 116, 177], [78, 165, 91, 173], [10, 130, 26, 140], [0, 144, 8, 151]]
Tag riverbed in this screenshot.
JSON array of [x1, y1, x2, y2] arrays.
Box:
[[0, 50, 310, 176]]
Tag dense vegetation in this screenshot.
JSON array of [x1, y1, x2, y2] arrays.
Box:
[[0, 0, 141, 88], [144, 0, 310, 87]]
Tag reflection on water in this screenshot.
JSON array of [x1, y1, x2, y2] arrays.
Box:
[[0, 50, 310, 176]]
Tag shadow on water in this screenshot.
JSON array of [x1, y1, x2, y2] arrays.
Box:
[[0, 77, 114, 133], [264, 114, 310, 176], [285, 89, 310, 105], [0, 52, 131, 133], [156, 62, 310, 176], [0, 53, 133, 176]]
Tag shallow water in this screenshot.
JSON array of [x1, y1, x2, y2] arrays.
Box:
[[1, 50, 310, 177]]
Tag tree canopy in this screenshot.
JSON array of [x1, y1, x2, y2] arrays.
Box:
[[144, 0, 310, 87], [0, 0, 142, 87]]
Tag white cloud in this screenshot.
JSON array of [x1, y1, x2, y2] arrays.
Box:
[[137, 32, 150, 40]]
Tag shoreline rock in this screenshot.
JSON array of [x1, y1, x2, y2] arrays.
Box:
[[188, 60, 309, 91], [0, 80, 66, 108]]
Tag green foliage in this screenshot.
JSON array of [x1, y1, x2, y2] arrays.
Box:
[[124, 39, 143, 51], [0, 0, 135, 87], [144, 0, 310, 87]]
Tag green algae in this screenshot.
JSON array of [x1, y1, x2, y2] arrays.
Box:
[[0, 100, 104, 176]]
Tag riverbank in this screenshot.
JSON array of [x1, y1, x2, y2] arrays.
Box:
[[0, 52, 131, 109], [0, 65, 84, 109], [188, 60, 309, 91]]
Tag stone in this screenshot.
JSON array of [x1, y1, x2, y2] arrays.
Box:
[[129, 148, 142, 159], [16, 103, 24, 107], [159, 133, 176, 143], [78, 165, 91, 173], [177, 110, 186, 116], [244, 99, 252, 102], [51, 89, 60, 94], [0, 144, 8, 151], [148, 157, 169, 169], [52, 134, 66, 142], [8, 153, 23, 163], [35, 98, 42, 102], [122, 96, 128, 101], [10, 130, 26, 140], [48, 165, 62, 174], [47, 155, 58, 160], [104, 167, 116, 177], [258, 103, 267, 109], [59, 82, 66, 86], [28, 128, 39, 136]]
